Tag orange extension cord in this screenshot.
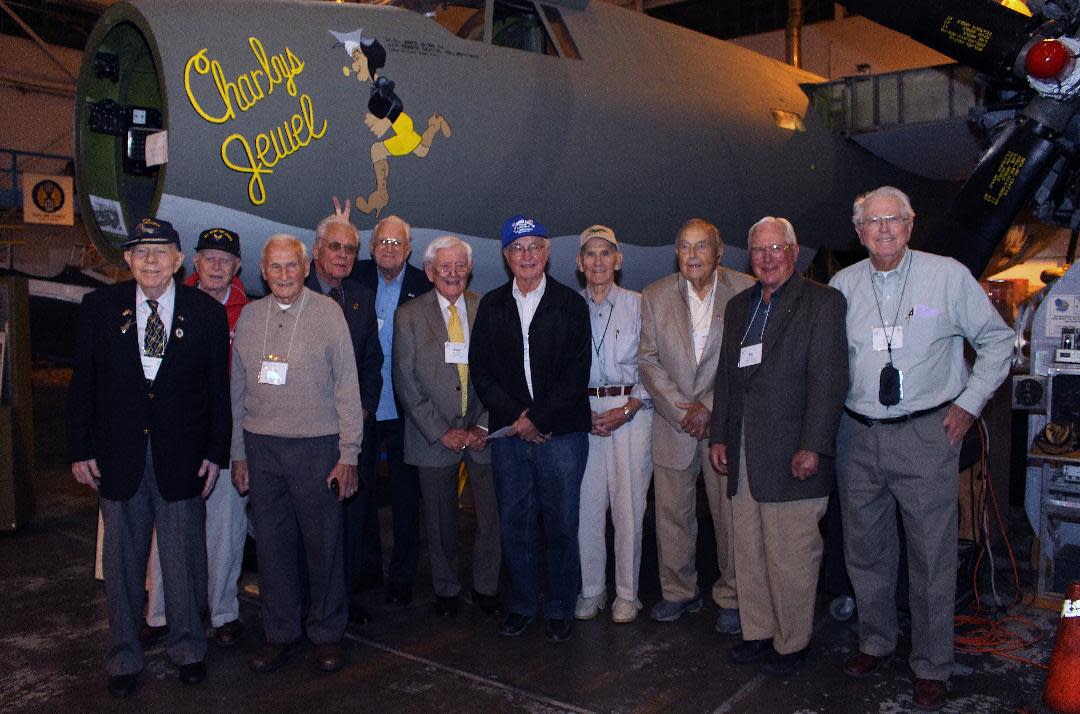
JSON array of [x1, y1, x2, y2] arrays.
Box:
[[953, 419, 1049, 670]]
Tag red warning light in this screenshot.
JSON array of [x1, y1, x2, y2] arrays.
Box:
[[1026, 38, 1073, 80]]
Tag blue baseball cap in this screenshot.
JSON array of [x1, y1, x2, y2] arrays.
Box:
[[501, 214, 547, 248], [124, 217, 181, 249]]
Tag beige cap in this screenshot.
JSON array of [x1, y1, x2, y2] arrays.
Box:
[[579, 224, 618, 248]]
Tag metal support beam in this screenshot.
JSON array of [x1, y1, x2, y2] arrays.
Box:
[[0, 0, 78, 86]]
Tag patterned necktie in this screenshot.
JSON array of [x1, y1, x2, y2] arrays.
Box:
[[144, 299, 165, 358], [331, 286, 345, 309], [447, 304, 468, 416]]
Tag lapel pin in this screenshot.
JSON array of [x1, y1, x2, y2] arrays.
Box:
[[351, 303, 359, 310], [122, 308, 133, 317], [175, 328, 184, 339], [120, 319, 133, 334]]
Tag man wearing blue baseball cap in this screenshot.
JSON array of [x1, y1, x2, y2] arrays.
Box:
[[68, 217, 231, 698], [470, 215, 592, 643]]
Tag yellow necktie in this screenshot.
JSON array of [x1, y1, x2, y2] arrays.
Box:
[[448, 304, 468, 416]]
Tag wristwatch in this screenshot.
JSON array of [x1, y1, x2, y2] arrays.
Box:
[[623, 404, 634, 421]]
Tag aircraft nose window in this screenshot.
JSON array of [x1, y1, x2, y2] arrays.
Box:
[[493, 0, 557, 55]]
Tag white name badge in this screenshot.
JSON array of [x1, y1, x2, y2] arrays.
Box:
[[739, 343, 763, 367], [445, 342, 468, 364], [872, 326, 904, 351], [258, 360, 289, 385], [693, 330, 709, 355], [141, 355, 163, 380]]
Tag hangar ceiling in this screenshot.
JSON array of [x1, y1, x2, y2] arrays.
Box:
[[0, 0, 840, 52]]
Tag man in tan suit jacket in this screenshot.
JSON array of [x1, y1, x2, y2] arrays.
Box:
[[392, 236, 501, 618], [638, 218, 754, 629]]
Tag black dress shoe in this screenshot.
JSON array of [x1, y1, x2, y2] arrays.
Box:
[[214, 619, 244, 646], [250, 642, 295, 673], [434, 595, 459, 617], [759, 646, 810, 677], [349, 604, 372, 625], [498, 613, 535, 637], [107, 673, 137, 699], [544, 618, 573, 643], [139, 623, 167, 644], [386, 582, 413, 606], [178, 660, 206, 685], [728, 638, 773, 665], [471, 589, 503, 615]]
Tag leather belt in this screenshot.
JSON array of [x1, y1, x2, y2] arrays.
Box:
[[588, 385, 633, 397], [844, 401, 951, 428]]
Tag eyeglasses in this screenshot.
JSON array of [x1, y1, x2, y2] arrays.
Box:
[[374, 238, 405, 248], [749, 243, 793, 258], [858, 215, 909, 229], [506, 242, 546, 255], [434, 263, 470, 276], [323, 240, 359, 255]]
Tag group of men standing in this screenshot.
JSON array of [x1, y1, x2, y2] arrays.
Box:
[[70, 184, 1012, 712]]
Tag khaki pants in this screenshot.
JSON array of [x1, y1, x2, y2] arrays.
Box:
[[732, 434, 827, 653], [653, 440, 736, 607]]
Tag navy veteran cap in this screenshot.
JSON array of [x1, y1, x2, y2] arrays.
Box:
[[196, 227, 241, 257], [124, 217, 181, 249], [501, 214, 547, 248]]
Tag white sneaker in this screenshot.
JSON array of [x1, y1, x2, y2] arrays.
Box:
[[574, 590, 607, 620], [611, 597, 642, 624]]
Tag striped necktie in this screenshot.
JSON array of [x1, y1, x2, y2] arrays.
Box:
[[144, 299, 165, 358], [447, 304, 468, 416]]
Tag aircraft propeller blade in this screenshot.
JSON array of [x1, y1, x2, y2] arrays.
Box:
[[939, 105, 1071, 275]]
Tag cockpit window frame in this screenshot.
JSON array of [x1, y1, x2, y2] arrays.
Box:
[[363, 0, 581, 59]]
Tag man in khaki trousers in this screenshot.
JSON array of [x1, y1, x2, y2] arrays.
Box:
[[710, 217, 848, 677], [638, 218, 753, 631]]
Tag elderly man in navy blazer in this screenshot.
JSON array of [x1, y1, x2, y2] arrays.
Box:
[[709, 217, 848, 677], [470, 215, 591, 643], [305, 213, 382, 623], [348, 214, 433, 605], [69, 217, 231, 699]]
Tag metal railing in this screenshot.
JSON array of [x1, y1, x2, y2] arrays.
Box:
[[809, 64, 980, 135], [0, 148, 73, 209]]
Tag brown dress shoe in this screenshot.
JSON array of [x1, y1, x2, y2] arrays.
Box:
[[214, 619, 244, 646], [913, 678, 946, 711], [250, 642, 293, 673], [843, 651, 892, 678], [314, 641, 345, 672]]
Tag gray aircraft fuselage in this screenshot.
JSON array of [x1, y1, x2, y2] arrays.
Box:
[[75, 0, 948, 293]]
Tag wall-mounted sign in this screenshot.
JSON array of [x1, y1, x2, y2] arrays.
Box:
[[23, 174, 74, 226]]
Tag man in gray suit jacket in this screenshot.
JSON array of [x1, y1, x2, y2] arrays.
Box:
[[392, 236, 501, 618], [709, 217, 848, 677], [638, 218, 754, 629]]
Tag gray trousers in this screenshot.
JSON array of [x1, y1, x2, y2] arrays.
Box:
[[246, 432, 346, 644], [417, 454, 501, 597], [99, 445, 207, 675], [836, 409, 960, 681]]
